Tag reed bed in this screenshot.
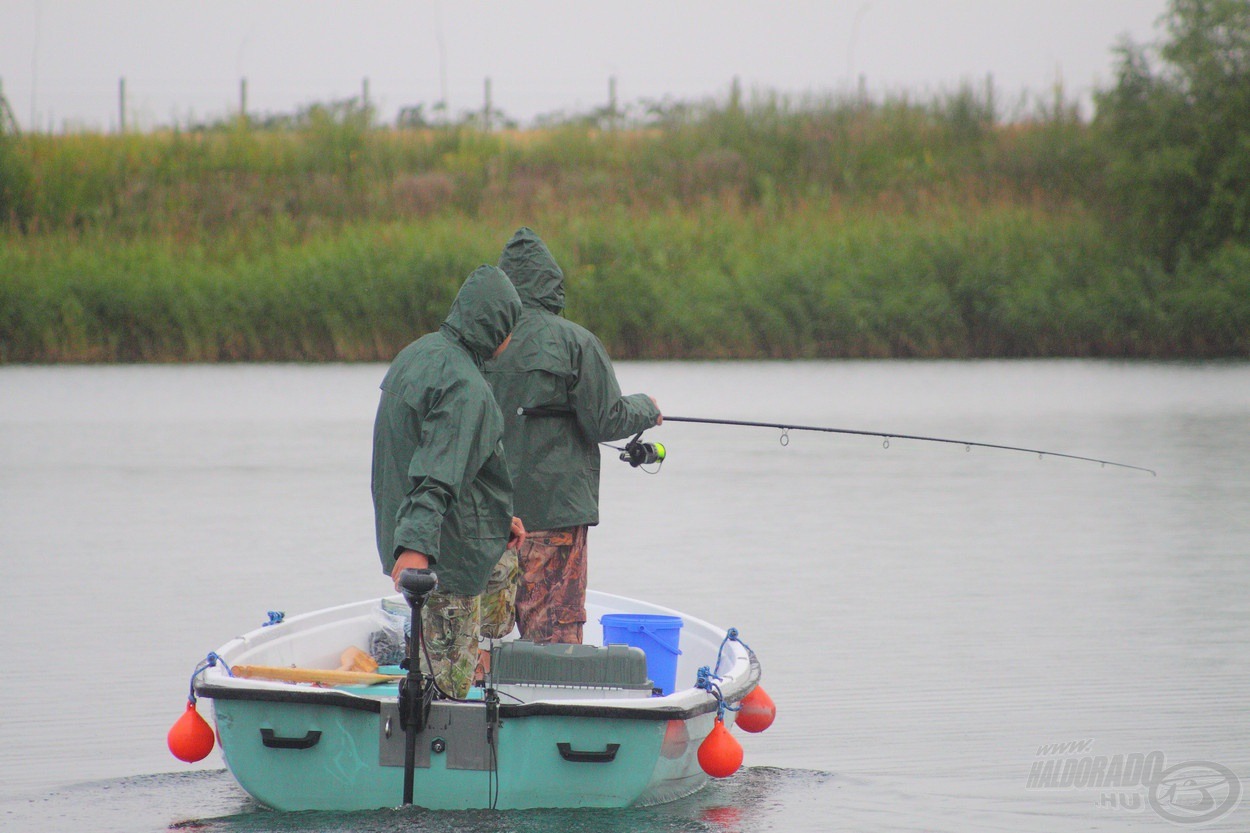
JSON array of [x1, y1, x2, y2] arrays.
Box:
[[3, 204, 1243, 363], [1, 94, 1245, 362]]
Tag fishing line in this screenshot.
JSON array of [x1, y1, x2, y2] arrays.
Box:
[[658, 415, 1157, 475], [519, 407, 1156, 476]]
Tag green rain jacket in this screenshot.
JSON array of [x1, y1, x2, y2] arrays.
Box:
[[483, 228, 660, 531], [372, 265, 522, 596]]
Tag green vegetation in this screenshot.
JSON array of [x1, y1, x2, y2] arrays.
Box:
[[4, 204, 1242, 363], [1095, 0, 1250, 269], [1, 0, 1247, 363]]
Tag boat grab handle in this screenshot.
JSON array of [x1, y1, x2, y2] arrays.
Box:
[[556, 742, 620, 763], [260, 728, 323, 750]]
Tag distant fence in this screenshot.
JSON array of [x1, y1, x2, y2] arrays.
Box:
[[0, 73, 641, 135], [0, 72, 1045, 136]]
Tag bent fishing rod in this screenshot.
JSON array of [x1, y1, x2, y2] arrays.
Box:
[[518, 407, 1157, 476]]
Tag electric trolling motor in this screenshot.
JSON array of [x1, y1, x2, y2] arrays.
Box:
[[397, 567, 438, 806]]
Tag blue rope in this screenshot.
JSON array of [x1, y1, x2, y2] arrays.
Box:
[[694, 665, 722, 692], [694, 664, 739, 720], [713, 627, 753, 676], [262, 610, 285, 627], [696, 626, 753, 720], [187, 651, 232, 703]]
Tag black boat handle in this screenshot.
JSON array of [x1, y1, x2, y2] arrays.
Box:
[[260, 728, 323, 750], [557, 742, 620, 763]]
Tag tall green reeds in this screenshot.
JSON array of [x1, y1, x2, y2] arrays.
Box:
[[0, 91, 1101, 239], [0, 89, 1245, 362], [4, 204, 1241, 363]]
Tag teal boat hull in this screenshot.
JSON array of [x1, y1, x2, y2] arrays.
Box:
[[212, 696, 714, 811], [195, 590, 759, 812]]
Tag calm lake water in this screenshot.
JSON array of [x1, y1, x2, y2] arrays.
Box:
[[1, 360, 1247, 832]]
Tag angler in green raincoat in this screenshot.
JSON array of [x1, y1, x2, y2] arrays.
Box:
[[372, 264, 525, 698], [484, 228, 661, 644]]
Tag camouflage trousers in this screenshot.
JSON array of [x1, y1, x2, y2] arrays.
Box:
[[417, 549, 518, 698], [515, 525, 588, 645]]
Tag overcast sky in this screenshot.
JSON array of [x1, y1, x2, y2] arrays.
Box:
[[1, 1, 1170, 131]]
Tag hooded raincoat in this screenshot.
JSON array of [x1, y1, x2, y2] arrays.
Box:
[[371, 265, 522, 596], [483, 228, 660, 531]]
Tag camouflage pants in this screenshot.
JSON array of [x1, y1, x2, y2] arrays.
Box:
[[481, 548, 519, 640], [515, 525, 588, 644], [417, 549, 518, 698]]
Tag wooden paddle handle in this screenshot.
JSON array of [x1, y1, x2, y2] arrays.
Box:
[[230, 664, 402, 686]]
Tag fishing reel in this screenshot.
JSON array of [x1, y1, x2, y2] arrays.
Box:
[[620, 432, 666, 468]]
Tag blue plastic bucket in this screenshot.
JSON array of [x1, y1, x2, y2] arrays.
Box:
[[601, 613, 683, 695]]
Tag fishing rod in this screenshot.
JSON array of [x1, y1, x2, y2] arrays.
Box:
[[518, 407, 1157, 476]]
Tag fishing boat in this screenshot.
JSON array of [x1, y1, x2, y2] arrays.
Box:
[[181, 586, 771, 812]]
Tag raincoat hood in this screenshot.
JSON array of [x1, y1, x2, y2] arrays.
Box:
[[498, 227, 565, 314], [483, 229, 660, 530], [441, 265, 522, 363]]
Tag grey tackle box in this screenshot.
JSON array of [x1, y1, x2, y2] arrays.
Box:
[[488, 641, 654, 701]]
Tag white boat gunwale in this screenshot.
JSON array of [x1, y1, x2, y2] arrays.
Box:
[[194, 589, 761, 720], [196, 654, 760, 720]]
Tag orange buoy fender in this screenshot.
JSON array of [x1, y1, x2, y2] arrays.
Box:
[[168, 700, 215, 762], [735, 685, 776, 733], [697, 717, 743, 778]]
